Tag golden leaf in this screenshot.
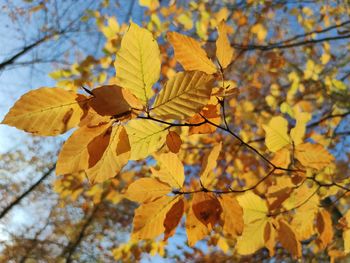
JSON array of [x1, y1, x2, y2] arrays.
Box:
[[125, 178, 172, 203], [264, 221, 277, 256], [236, 192, 269, 255], [56, 123, 111, 175], [263, 116, 291, 152], [167, 32, 217, 74], [295, 143, 334, 170], [290, 110, 311, 146], [200, 143, 222, 188], [151, 152, 184, 189], [216, 20, 234, 69], [115, 22, 160, 104], [2, 87, 87, 136], [218, 195, 244, 238], [132, 195, 180, 240], [125, 119, 167, 160], [152, 71, 214, 120], [86, 125, 130, 183]]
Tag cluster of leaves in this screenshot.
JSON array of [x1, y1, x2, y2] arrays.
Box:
[[2, 1, 350, 260]]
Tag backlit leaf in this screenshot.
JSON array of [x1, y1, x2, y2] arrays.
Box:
[[236, 192, 269, 255], [56, 123, 111, 175], [115, 22, 160, 105], [277, 219, 302, 258], [151, 152, 184, 189], [164, 197, 185, 240], [125, 178, 171, 203], [88, 85, 130, 116], [218, 195, 243, 238], [186, 199, 210, 246], [166, 131, 182, 153], [200, 142, 222, 188], [167, 32, 217, 74], [316, 209, 334, 249], [295, 143, 334, 170], [263, 116, 291, 152], [125, 119, 167, 160], [86, 125, 130, 183], [132, 195, 180, 240], [152, 71, 214, 120], [2, 87, 87, 136], [216, 20, 234, 69]]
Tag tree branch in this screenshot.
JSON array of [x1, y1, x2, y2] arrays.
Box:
[[0, 164, 55, 220]]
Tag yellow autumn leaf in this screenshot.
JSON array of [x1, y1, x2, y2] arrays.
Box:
[[151, 71, 214, 120], [125, 178, 172, 203], [167, 31, 217, 74], [115, 22, 160, 105], [295, 143, 334, 170], [132, 195, 180, 240], [251, 23, 267, 42], [218, 195, 243, 238], [125, 119, 167, 160], [236, 192, 269, 255], [285, 184, 319, 240], [56, 123, 111, 175], [2, 87, 87, 136], [304, 60, 323, 80], [341, 210, 350, 254], [216, 20, 234, 69], [200, 142, 222, 188], [86, 125, 130, 183], [151, 152, 184, 189], [277, 219, 302, 258], [264, 221, 277, 256], [290, 110, 311, 145], [263, 116, 291, 152]]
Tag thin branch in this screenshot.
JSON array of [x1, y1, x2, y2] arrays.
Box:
[[0, 164, 55, 220]]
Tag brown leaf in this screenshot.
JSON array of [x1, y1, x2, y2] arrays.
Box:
[[166, 131, 182, 153], [88, 85, 131, 116], [316, 209, 334, 249], [192, 192, 222, 229], [164, 198, 185, 240], [277, 219, 302, 258]]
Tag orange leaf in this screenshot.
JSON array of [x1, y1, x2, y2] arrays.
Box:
[[167, 31, 217, 74], [316, 209, 334, 249], [277, 219, 302, 258], [218, 195, 243, 238]]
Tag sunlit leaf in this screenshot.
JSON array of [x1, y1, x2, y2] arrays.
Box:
[[151, 152, 184, 189], [263, 116, 291, 152], [125, 119, 167, 160], [216, 20, 234, 69], [152, 71, 214, 120], [86, 125, 130, 183], [115, 22, 160, 105], [167, 32, 217, 74], [125, 178, 172, 203], [132, 195, 180, 240], [2, 87, 87, 136]]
